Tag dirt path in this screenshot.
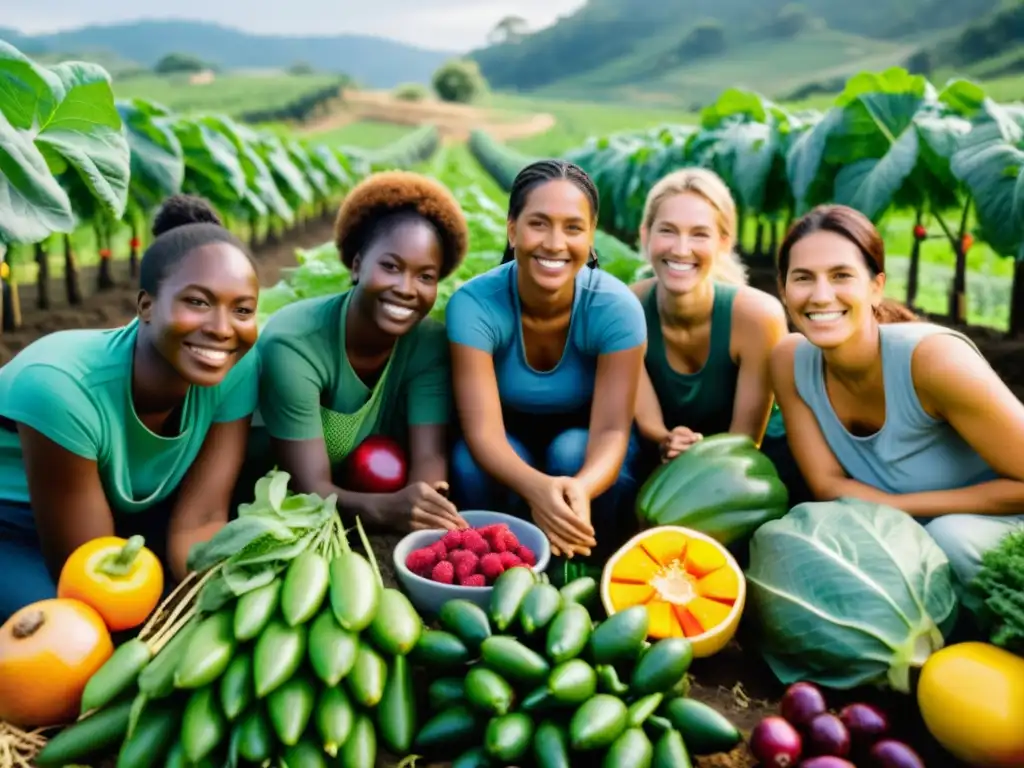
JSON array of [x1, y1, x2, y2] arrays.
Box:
[[299, 88, 556, 142]]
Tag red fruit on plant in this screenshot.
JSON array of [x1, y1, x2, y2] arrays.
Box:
[[344, 436, 407, 493], [780, 682, 828, 729], [838, 703, 888, 747], [806, 713, 850, 758], [913, 224, 927, 240], [459, 574, 487, 587], [868, 740, 925, 768], [440, 530, 466, 552], [431, 561, 455, 585], [749, 716, 802, 767], [799, 758, 856, 768], [479, 553, 505, 582], [515, 546, 537, 566], [405, 547, 437, 575]]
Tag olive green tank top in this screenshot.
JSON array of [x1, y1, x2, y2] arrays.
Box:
[[642, 282, 739, 436]]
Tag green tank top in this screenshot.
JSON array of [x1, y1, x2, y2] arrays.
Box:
[[642, 282, 739, 437]]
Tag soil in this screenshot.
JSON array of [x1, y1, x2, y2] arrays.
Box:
[[5, 225, 1015, 768], [298, 89, 557, 143]]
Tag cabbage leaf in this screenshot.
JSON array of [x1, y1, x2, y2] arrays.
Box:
[[745, 497, 959, 693]]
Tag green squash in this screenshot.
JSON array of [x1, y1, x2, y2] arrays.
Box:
[[635, 433, 789, 545]]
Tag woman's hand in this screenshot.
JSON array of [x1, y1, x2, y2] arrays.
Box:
[[526, 476, 596, 558], [660, 426, 702, 462], [375, 481, 468, 532]]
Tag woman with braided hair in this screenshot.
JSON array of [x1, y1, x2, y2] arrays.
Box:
[[0, 194, 261, 622], [255, 170, 469, 533], [447, 159, 647, 559]]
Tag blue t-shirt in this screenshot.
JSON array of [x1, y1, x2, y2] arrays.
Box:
[[446, 261, 646, 415]]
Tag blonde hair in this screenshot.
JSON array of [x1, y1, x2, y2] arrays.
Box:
[[640, 167, 748, 286]]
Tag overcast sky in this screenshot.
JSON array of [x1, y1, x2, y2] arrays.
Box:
[[5, 0, 587, 51]]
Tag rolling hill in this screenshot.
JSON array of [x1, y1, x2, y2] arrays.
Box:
[[469, 0, 1002, 106], [0, 20, 457, 88]]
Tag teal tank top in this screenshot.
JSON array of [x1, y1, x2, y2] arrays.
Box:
[[794, 322, 998, 494], [642, 282, 738, 436]]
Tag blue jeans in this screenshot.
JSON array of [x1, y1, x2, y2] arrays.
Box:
[[0, 497, 176, 626], [451, 427, 643, 557], [923, 514, 1024, 591]]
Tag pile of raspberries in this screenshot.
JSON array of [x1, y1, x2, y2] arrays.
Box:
[[405, 523, 537, 586]]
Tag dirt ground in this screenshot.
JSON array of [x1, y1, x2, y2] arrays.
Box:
[[299, 89, 556, 142], [3, 228, 1011, 767]]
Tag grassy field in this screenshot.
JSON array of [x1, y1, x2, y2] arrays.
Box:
[[112, 72, 345, 117], [304, 120, 418, 148]]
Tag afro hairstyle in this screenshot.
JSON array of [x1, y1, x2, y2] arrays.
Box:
[[334, 170, 469, 279]]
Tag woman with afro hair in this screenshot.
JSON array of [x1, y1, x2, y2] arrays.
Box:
[[0, 194, 261, 623], [255, 170, 469, 533]]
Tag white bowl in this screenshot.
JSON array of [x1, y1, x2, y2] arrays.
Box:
[[392, 510, 551, 617]]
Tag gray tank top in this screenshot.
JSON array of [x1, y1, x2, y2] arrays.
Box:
[[794, 322, 998, 494]]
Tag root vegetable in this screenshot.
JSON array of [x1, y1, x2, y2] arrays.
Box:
[[749, 716, 802, 767]]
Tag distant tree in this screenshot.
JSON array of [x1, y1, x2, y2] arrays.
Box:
[[767, 4, 813, 38], [394, 82, 429, 101], [678, 20, 727, 59], [154, 52, 208, 74], [432, 59, 487, 104], [488, 15, 530, 45], [288, 61, 315, 75], [905, 49, 934, 75]]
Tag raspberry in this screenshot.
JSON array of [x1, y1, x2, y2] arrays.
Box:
[[459, 574, 487, 587], [428, 540, 448, 562], [488, 534, 508, 553], [448, 549, 479, 570], [405, 547, 437, 575], [515, 545, 537, 567], [431, 560, 455, 584], [454, 558, 478, 581], [476, 523, 509, 538], [440, 530, 465, 552], [479, 552, 505, 582], [499, 551, 523, 569], [462, 531, 490, 557], [500, 530, 520, 550]]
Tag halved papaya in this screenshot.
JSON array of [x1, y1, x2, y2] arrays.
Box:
[[599, 525, 746, 658]]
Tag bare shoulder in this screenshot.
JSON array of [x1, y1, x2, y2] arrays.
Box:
[[769, 332, 803, 377], [911, 329, 996, 395], [629, 277, 656, 301], [733, 285, 786, 325]]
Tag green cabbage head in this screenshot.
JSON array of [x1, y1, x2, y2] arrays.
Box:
[[745, 497, 959, 693]]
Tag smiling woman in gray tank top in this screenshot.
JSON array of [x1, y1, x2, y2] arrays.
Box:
[[769, 204, 1024, 593]]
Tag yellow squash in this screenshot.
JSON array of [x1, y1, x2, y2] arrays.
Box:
[[917, 641, 1024, 768]]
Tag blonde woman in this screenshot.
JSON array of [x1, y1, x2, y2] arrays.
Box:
[[630, 168, 789, 468]]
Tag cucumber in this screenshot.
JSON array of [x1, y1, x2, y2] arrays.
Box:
[[547, 659, 597, 704], [588, 606, 649, 665], [282, 739, 327, 768], [518, 583, 563, 636], [316, 686, 354, 757], [307, 610, 358, 687], [280, 551, 330, 626], [329, 551, 381, 632], [484, 712, 534, 763], [233, 579, 281, 641], [660, 697, 742, 755], [532, 720, 571, 768], [376, 654, 417, 754], [652, 728, 693, 768], [345, 639, 387, 708], [235, 710, 274, 764], [546, 603, 592, 664], [488, 566, 536, 631], [627, 693, 664, 728], [35, 699, 133, 767], [464, 665, 515, 716], [452, 747, 491, 768], [481, 636, 550, 685], [267, 676, 316, 747], [559, 576, 597, 608], [569, 694, 629, 751], [338, 713, 376, 768], [602, 727, 654, 768], [630, 637, 693, 696], [439, 599, 492, 652], [218, 652, 253, 721], [116, 700, 180, 768], [411, 629, 471, 669], [367, 587, 422, 656], [413, 705, 481, 754]]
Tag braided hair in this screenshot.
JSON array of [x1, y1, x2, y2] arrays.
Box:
[[501, 159, 600, 269]]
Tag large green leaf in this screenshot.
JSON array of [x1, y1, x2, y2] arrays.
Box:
[[170, 117, 247, 209], [0, 108, 74, 243], [0, 40, 60, 131], [34, 62, 131, 220], [255, 132, 313, 208], [117, 98, 184, 212]]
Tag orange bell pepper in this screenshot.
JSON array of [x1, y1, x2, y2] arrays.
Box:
[[57, 535, 164, 632]]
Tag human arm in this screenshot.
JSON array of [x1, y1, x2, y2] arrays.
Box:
[[166, 418, 250, 581], [629, 279, 671, 445], [729, 290, 789, 446], [259, 330, 459, 531]]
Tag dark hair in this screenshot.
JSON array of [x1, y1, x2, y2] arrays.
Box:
[[139, 195, 253, 295], [778, 204, 917, 324], [334, 170, 469, 279], [501, 159, 600, 269]]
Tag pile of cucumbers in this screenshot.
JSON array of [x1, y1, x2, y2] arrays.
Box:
[[410, 566, 744, 767], [36, 545, 421, 768]]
